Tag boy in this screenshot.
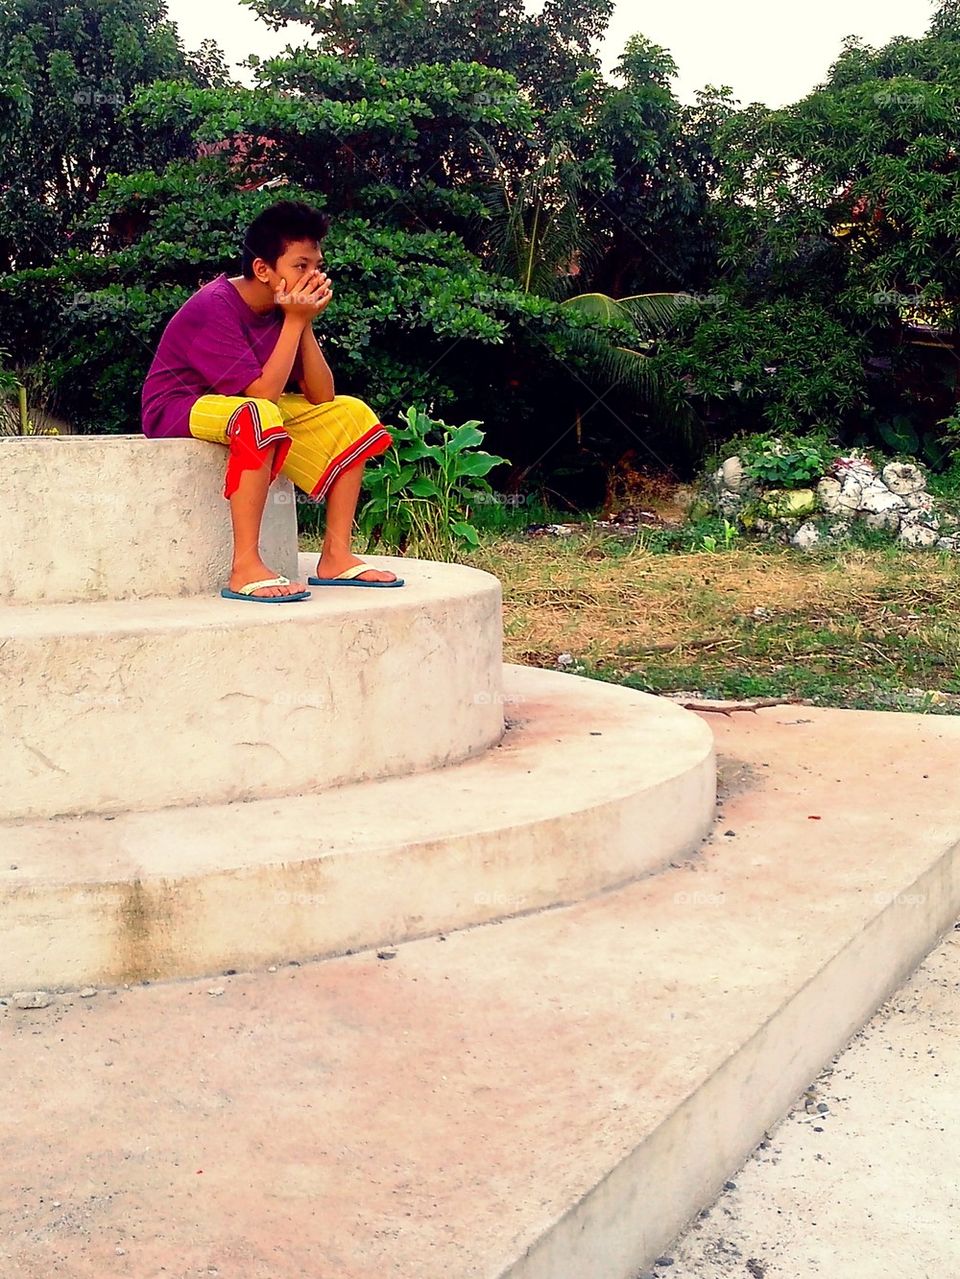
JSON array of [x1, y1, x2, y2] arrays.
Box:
[[141, 199, 403, 599]]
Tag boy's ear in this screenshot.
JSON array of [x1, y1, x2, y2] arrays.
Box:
[[252, 256, 273, 284]]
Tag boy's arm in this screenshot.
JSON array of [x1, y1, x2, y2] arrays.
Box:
[[243, 271, 327, 401], [296, 324, 335, 404], [242, 314, 308, 402]]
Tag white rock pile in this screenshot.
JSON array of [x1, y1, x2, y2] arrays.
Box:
[[712, 450, 958, 551]]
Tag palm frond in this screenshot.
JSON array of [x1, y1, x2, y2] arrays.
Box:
[[467, 129, 590, 296], [564, 291, 688, 337], [615, 292, 691, 337], [560, 326, 697, 445], [561, 292, 628, 323]]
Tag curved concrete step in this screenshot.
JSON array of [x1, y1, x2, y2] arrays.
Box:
[[0, 555, 503, 821], [0, 664, 716, 992], [2, 704, 959, 1279], [0, 436, 298, 605]]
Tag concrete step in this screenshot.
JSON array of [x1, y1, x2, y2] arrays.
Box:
[[657, 923, 960, 1278], [0, 435, 298, 605], [0, 664, 715, 992], [0, 554, 503, 820], [2, 703, 958, 1279]]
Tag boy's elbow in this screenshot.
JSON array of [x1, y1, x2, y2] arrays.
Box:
[[242, 378, 274, 402], [300, 378, 335, 405]]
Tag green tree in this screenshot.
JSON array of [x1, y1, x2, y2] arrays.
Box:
[[243, 0, 615, 118], [0, 0, 226, 271], [0, 63, 600, 443], [0, 0, 716, 491], [659, 4, 960, 451], [711, 10, 960, 320]]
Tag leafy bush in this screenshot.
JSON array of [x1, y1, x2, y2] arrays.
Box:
[[653, 298, 867, 441], [936, 408, 960, 459], [0, 348, 62, 435], [0, 202, 583, 437], [874, 413, 949, 471], [738, 432, 833, 487], [354, 405, 508, 559], [703, 428, 835, 490]]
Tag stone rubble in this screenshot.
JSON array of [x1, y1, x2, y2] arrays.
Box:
[[711, 450, 956, 551], [11, 991, 52, 1010]]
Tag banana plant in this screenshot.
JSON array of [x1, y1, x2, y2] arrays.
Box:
[[469, 132, 695, 442], [356, 405, 508, 559]]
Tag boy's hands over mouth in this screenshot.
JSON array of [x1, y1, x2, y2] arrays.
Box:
[[276, 268, 333, 322]]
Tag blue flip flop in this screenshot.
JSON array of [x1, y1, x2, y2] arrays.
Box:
[[220, 575, 311, 603], [307, 565, 404, 588]]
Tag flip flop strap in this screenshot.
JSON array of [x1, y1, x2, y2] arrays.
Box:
[[238, 576, 291, 595]]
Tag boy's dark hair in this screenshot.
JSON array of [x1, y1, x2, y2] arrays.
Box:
[[240, 200, 331, 278]]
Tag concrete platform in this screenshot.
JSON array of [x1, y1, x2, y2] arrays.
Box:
[[2, 704, 958, 1279], [0, 554, 503, 820], [0, 436, 298, 604], [0, 664, 716, 991], [658, 922, 960, 1278]]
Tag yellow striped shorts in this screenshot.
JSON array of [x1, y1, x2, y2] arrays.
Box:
[[188, 392, 393, 501]]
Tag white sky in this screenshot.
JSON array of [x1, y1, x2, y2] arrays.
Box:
[[166, 0, 935, 107]]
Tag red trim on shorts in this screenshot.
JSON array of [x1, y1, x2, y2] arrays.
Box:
[[310, 425, 393, 501], [223, 401, 293, 499]]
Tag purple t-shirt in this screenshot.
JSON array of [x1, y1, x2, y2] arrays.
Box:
[[141, 273, 304, 438]]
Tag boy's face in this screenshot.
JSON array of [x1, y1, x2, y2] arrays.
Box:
[[254, 237, 325, 295]]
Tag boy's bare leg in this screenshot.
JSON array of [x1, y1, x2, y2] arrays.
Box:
[[314, 460, 399, 583], [228, 443, 306, 597]]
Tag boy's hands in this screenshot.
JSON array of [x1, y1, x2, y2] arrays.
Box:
[[276, 269, 334, 325]]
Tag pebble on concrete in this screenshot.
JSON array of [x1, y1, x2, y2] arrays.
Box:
[[12, 991, 52, 1010]]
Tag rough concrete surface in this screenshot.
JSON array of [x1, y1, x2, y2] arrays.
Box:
[[1, 705, 958, 1279], [1, 664, 715, 992], [646, 920, 960, 1279], [1, 554, 503, 820], [0, 436, 297, 604]]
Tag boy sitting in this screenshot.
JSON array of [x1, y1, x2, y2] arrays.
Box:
[[141, 199, 403, 599]]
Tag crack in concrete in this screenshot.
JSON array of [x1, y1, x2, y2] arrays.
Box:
[[22, 742, 66, 774]]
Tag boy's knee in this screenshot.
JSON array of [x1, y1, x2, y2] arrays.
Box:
[[225, 398, 291, 457], [331, 393, 369, 413], [225, 398, 287, 441], [239, 396, 284, 424]]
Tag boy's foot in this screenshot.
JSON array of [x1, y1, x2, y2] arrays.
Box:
[[313, 553, 399, 584], [229, 557, 306, 598]]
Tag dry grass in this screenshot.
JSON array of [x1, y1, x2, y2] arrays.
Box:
[[463, 532, 960, 706]]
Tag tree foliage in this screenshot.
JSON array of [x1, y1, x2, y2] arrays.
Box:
[[243, 0, 615, 117], [0, 0, 708, 483], [0, 0, 224, 271], [651, 4, 960, 451], [8, 0, 960, 486]]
